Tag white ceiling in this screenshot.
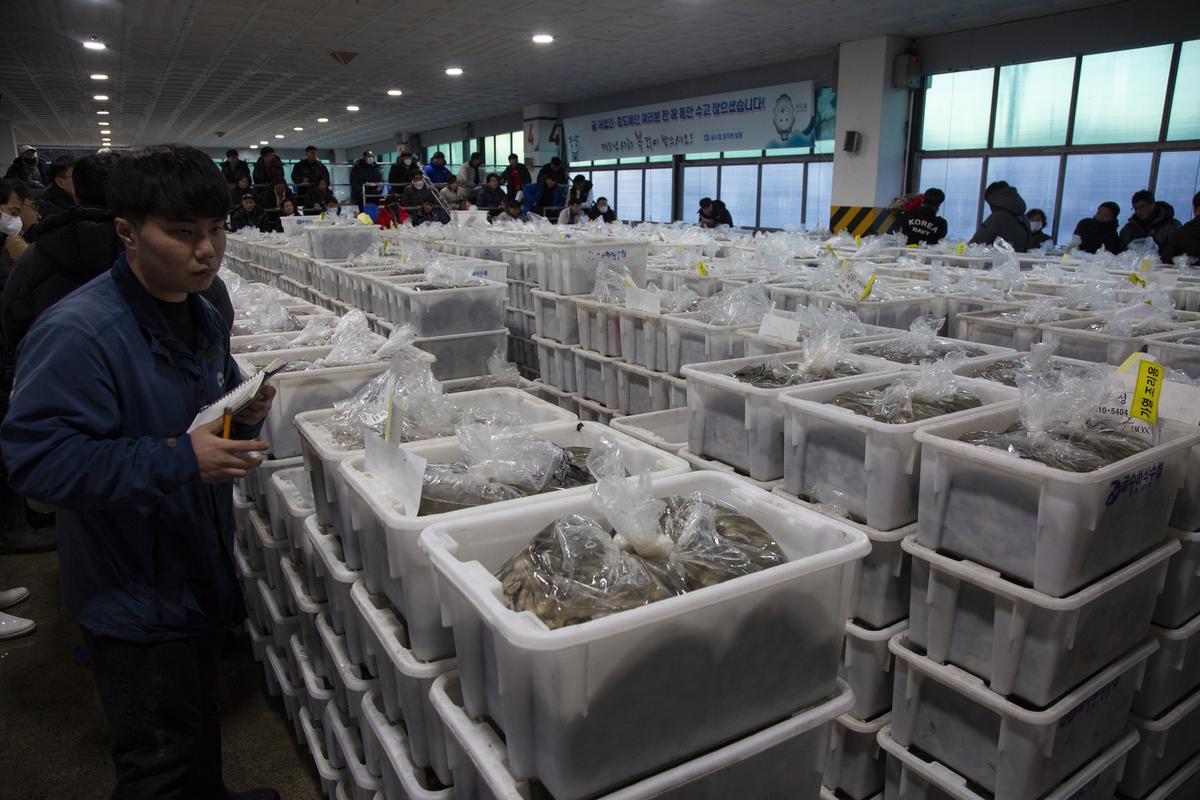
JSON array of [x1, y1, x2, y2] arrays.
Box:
[[1, 0, 1109, 151]]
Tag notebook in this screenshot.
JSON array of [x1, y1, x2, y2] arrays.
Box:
[[187, 358, 287, 433]]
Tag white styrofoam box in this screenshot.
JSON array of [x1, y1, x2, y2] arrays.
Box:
[[677, 447, 783, 491], [418, 471, 869, 799], [299, 706, 345, 800], [533, 335, 579, 393], [394, 280, 506, 337], [574, 296, 623, 357], [1147, 329, 1200, 380], [683, 352, 901, 482], [615, 361, 671, 416], [913, 403, 1200, 597], [233, 486, 255, 549], [340, 420, 688, 661], [906, 535, 1176, 707], [258, 576, 298, 652], [253, 507, 290, 612], [358, 690, 454, 800], [305, 516, 365, 662], [531, 289, 579, 344], [414, 329, 507, 382], [775, 490, 911, 629], [573, 394, 625, 425], [573, 348, 621, 410], [824, 713, 889, 800], [1156, 529, 1200, 627], [533, 239, 648, 295], [429, 670, 853, 800], [351, 583, 454, 783], [1041, 315, 1200, 366], [889, 633, 1155, 800], [843, 618, 909, 720], [1121, 685, 1200, 798], [324, 702, 383, 800], [617, 306, 670, 372], [317, 612, 377, 723], [664, 312, 757, 376], [877, 724, 1140, 800], [955, 306, 1094, 351], [235, 348, 394, 459], [534, 380, 580, 416], [611, 408, 689, 453], [810, 292, 940, 332], [289, 632, 334, 722], [271, 468, 314, 567], [1133, 611, 1200, 719], [306, 226, 379, 261], [779, 376, 1015, 532]]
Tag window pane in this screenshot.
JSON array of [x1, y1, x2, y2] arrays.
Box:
[[591, 170, 616, 210], [592, 158, 618, 166], [685, 152, 721, 160], [616, 171, 643, 221], [511, 131, 524, 163], [1155, 151, 1200, 223], [484, 136, 496, 169], [647, 155, 673, 163], [723, 150, 762, 159], [683, 166, 718, 222], [1074, 44, 1173, 145], [619, 157, 647, 164], [759, 163, 805, 229], [993, 58, 1074, 148], [1170, 41, 1200, 141], [766, 147, 812, 157], [804, 162, 833, 229], [921, 68, 994, 150], [644, 168, 672, 222], [1059, 152, 1152, 237], [918, 157, 983, 240], [986, 155, 1061, 236], [719, 164, 757, 228]]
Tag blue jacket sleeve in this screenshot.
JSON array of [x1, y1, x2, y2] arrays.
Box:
[[1, 326, 199, 510], [522, 185, 540, 214]]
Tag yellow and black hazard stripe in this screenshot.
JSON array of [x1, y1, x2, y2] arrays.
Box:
[[828, 205, 897, 237]]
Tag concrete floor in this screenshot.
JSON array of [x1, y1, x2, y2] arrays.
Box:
[[0, 549, 323, 800]]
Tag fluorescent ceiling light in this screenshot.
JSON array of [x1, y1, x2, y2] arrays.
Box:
[[90, 74, 108, 80], [250, 144, 258, 149], [93, 94, 109, 101], [259, 140, 269, 145], [317, 117, 329, 123], [274, 134, 284, 138], [293, 126, 303, 131], [346, 105, 359, 112], [387, 89, 402, 96], [532, 34, 554, 44], [100, 130, 111, 135], [445, 67, 463, 76], [97, 110, 109, 115], [84, 39, 106, 51]]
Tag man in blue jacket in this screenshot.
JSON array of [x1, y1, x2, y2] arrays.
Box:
[[1, 145, 280, 800]]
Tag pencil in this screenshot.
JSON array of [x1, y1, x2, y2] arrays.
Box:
[[222, 407, 233, 439]]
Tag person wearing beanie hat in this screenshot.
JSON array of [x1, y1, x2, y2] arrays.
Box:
[[895, 187, 948, 245]]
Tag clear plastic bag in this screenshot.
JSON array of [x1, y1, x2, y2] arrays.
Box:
[[855, 315, 986, 364], [373, 323, 417, 360], [587, 436, 671, 558], [808, 482, 851, 519], [416, 260, 486, 290], [831, 356, 982, 423], [733, 330, 861, 387], [457, 423, 582, 492], [288, 315, 340, 346], [653, 285, 703, 313], [317, 310, 380, 366], [324, 351, 442, 447], [453, 351, 524, 390], [695, 282, 771, 326], [791, 303, 867, 340], [592, 263, 634, 304]]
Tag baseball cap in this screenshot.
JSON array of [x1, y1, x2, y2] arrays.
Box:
[[19, 145, 37, 154]]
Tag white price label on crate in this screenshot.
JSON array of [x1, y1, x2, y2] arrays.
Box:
[[364, 431, 427, 516], [625, 286, 660, 313], [758, 312, 801, 340]]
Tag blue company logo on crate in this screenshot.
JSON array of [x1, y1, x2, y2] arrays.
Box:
[[1059, 676, 1121, 728], [595, 249, 629, 260], [1106, 462, 1165, 506]]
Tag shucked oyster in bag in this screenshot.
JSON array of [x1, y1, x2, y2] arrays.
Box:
[[732, 331, 865, 388], [855, 315, 985, 365], [829, 361, 982, 424], [960, 421, 1150, 473]]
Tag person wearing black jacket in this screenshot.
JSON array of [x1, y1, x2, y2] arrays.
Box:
[[588, 196, 617, 223], [349, 150, 383, 209], [1072, 202, 1124, 254], [387, 150, 422, 186], [38, 157, 77, 219], [251, 147, 285, 206], [1120, 190, 1181, 253], [290, 146, 330, 196], [476, 173, 506, 209], [4, 146, 48, 188], [412, 199, 450, 225], [699, 197, 732, 227], [228, 194, 266, 232], [568, 175, 593, 207], [536, 157, 569, 187], [970, 181, 1031, 251], [1161, 192, 1200, 264], [220, 149, 251, 189], [894, 188, 948, 245], [501, 154, 532, 200]]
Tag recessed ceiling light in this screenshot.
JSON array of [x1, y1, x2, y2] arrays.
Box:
[[532, 34, 554, 44], [90, 74, 108, 80], [445, 67, 463, 76], [93, 94, 109, 101], [83, 38, 106, 51], [250, 144, 258, 149], [317, 117, 329, 123], [97, 110, 109, 115], [259, 140, 269, 145], [293, 126, 303, 131], [100, 130, 112, 135], [387, 89, 402, 96], [346, 105, 359, 112], [98, 121, 108, 126], [274, 134, 285, 138]]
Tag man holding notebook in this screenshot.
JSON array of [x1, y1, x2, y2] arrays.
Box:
[[1, 146, 279, 800]]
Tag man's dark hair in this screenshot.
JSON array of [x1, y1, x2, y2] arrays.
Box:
[[984, 180, 1009, 198], [225, 148, 239, 158], [568, 197, 581, 206], [1027, 208, 1047, 222], [549, 157, 561, 166], [421, 198, 435, 206], [486, 172, 500, 182], [699, 197, 713, 208], [0, 178, 24, 205], [260, 146, 275, 157], [922, 188, 945, 207], [107, 145, 231, 224], [305, 145, 317, 153], [1132, 189, 1155, 205], [505, 198, 522, 210], [508, 153, 519, 161], [446, 175, 458, 183], [73, 155, 114, 207], [48, 156, 76, 182], [362, 149, 373, 157], [1193, 192, 1200, 211], [1100, 201, 1121, 217], [385, 192, 400, 204], [432, 151, 445, 160], [595, 196, 609, 205], [470, 151, 482, 161], [241, 193, 256, 203]]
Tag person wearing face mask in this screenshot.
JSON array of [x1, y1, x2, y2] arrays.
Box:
[[457, 152, 486, 194], [387, 149, 422, 186], [558, 198, 587, 225], [1026, 209, 1053, 249], [588, 196, 617, 223], [476, 173, 506, 209], [402, 172, 437, 208], [350, 149, 383, 210], [0, 181, 38, 268], [4, 146, 48, 188]]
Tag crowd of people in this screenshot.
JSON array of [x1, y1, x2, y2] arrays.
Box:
[[891, 180, 1200, 262]]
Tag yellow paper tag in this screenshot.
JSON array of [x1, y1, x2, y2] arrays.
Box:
[[696, 260, 709, 277], [839, 258, 850, 270], [1061, 253, 1070, 261], [854, 234, 862, 246], [859, 275, 877, 301], [1129, 272, 1147, 287], [356, 212, 374, 225], [956, 242, 966, 255], [319, 212, 326, 221], [1132, 359, 1163, 427], [826, 244, 837, 257], [1116, 352, 1149, 374], [383, 239, 390, 255], [383, 392, 394, 443], [1140, 258, 1153, 274], [907, 243, 918, 249]]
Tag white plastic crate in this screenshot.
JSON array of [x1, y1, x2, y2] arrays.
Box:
[[843, 618, 908, 721], [913, 403, 1200, 596], [339, 420, 689, 661], [235, 541, 267, 633], [271, 468, 314, 567], [846, 336, 1015, 368], [767, 283, 814, 312], [823, 712, 889, 800], [573, 394, 624, 424], [1155, 529, 1200, 627], [531, 289, 580, 344], [664, 312, 757, 376], [811, 292, 939, 331], [252, 508, 289, 613], [351, 584, 454, 784], [614, 361, 674, 416], [298, 706, 345, 799], [535, 381, 580, 416], [306, 226, 379, 260], [611, 408, 689, 453], [266, 644, 306, 743], [955, 306, 1093, 351], [428, 670, 853, 800], [683, 352, 901, 482], [413, 329, 507, 382], [779, 375, 1015, 532], [289, 632, 333, 723], [617, 306, 670, 372], [500, 248, 535, 281], [676, 447, 783, 491], [317, 612, 377, 723], [245, 617, 270, 665], [574, 296, 623, 357], [736, 321, 898, 359], [1041, 315, 1200, 365], [1133, 611, 1200, 719], [1120, 685, 1200, 798], [390, 281, 506, 337], [889, 633, 1155, 800], [258, 576, 298, 652], [1147, 329, 1200, 379], [533, 239, 648, 295], [358, 690, 454, 800], [573, 348, 621, 410], [506, 278, 535, 312], [418, 471, 868, 799], [244, 509, 271, 572], [1131, 751, 1200, 800], [261, 456, 305, 535], [324, 703, 383, 800], [948, 351, 1100, 387], [877, 724, 1140, 800], [305, 516, 366, 663], [906, 535, 1177, 707], [533, 336, 578, 393], [282, 516, 329, 616]]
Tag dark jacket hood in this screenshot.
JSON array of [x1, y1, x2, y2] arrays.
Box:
[[986, 185, 1027, 216], [24, 207, 122, 282], [1130, 201, 1177, 230]]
